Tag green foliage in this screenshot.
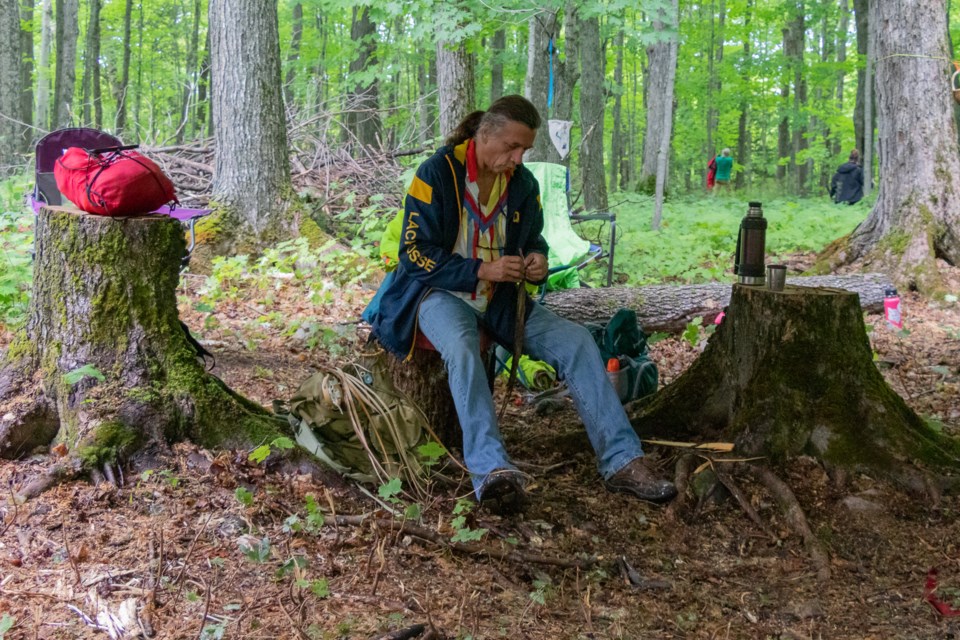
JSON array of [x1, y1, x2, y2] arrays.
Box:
[[235, 487, 254, 507], [248, 436, 296, 464], [378, 477, 404, 504], [449, 499, 487, 543], [239, 536, 272, 563], [0, 210, 33, 329], [606, 196, 868, 285], [63, 364, 106, 386], [416, 441, 446, 468]]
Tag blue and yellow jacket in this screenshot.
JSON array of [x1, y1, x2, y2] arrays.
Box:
[[369, 143, 549, 360]]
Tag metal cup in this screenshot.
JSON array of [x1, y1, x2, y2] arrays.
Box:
[[767, 264, 787, 292]]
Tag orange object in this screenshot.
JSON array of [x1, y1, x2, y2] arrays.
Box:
[[606, 357, 620, 372]]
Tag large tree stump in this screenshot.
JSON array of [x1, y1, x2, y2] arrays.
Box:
[[631, 284, 960, 489], [0, 207, 285, 466]]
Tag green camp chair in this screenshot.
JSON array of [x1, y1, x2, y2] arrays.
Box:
[[524, 162, 616, 290]]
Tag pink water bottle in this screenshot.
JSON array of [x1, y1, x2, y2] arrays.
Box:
[[883, 287, 903, 330]]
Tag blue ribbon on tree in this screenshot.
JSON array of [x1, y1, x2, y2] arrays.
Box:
[[547, 38, 555, 109]]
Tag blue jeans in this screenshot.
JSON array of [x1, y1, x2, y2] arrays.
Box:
[[417, 291, 644, 497]]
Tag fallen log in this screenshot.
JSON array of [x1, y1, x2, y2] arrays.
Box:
[[541, 273, 894, 333]]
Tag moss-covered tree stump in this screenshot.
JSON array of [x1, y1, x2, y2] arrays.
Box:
[[633, 283, 960, 490], [0, 207, 286, 473]]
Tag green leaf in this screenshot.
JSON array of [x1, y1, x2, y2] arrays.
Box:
[[63, 364, 105, 385], [404, 503, 422, 520], [0, 614, 15, 636], [378, 477, 403, 501], [248, 445, 271, 464], [417, 441, 446, 464], [235, 487, 254, 507], [271, 437, 295, 450]]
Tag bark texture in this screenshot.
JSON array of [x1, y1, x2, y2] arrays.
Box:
[[577, 14, 606, 211], [209, 0, 292, 238], [630, 285, 960, 487], [380, 349, 462, 451], [54, 0, 79, 128], [843, 0, 960, 292], [81, 0, 102, 128], [0, 0, 21, 167], [36, 0, 53, 131], [345, 6, 381, 150], [436, 40, 475, 139], [640, 7, 674, 192], [524, 11, 557, 162], [19, 0, 33, 145], [0, 208, 285, 461], [542, 273, 894, 333]]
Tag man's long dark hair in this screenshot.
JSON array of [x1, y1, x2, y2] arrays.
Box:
[[445, 95, 542, 147]]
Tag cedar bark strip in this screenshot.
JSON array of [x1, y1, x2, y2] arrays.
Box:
[[0, 208, 285, 461], [630, 284, 960, 488], [542, 273, 893, 333]]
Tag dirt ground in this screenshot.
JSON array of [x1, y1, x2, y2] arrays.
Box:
[[1, 258, 959, 640]]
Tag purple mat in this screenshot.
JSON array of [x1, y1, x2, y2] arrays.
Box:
[[30, 196, 211, 221]]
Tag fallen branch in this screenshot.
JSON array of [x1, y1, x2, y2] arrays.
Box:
[[334, 514, 595, 570]]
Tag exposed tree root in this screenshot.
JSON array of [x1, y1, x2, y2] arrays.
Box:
[[714, 466, 777, 543], [334, 514, 595, 570], [739, 464, 831, 583], [18, 461, 84, 501], [664, 454, 696, 523]]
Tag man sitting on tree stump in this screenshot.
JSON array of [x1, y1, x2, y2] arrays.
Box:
[[367, 95, 676, 514]]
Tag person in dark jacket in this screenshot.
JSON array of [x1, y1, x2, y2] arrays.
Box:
[[366, 95, 676, 514], [830, 149, 864, 204]]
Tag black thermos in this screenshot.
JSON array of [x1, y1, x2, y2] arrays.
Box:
[[734, 201, 767, 285]]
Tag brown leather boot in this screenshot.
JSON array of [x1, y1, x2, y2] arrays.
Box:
[[603, 458, 678, 504]]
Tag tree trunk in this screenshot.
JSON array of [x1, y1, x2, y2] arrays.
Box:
[[54, 0, 79, 129], [490, 28, 505, 103], [577, 14, 606, 211], [114, 0, 132, 138], [19, 0, 34, 148], [641, 8, 674, 193], [862, 5, 875, 195], [0, 0, 21, 168], [790, 4, 808, 195], [36, 0, 53, 132], [418, 60, 434, 145], [609, 25, 625, 194], [852, 0, 868, 159], [0, 208, 285, 462], [177, 0, 201, 143], [524, 11, 557, 162], [283, 2, 303, 110], [541, 4, 579, 168], [735, 0, 752, 190], [542, 273, 894, 333], [834, 0, 849, 158], [652, 0, 679, 231], [81, 0, 101, 128], [436, 39, 474, 140], [209, 0, 292, 240], [197, 29, 211, 139], [841, 0, 960, 292], [630, 284, 960, 489], [345, 6, 381, 150], [380, 348, 462, 451]]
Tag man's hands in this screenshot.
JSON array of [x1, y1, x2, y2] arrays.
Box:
[[524, 252, 548, 282], [477, 252, 548, 283]]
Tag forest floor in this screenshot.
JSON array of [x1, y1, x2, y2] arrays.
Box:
[[1, 256, 960, 640]]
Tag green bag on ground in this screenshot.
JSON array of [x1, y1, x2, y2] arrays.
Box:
[[586, 308, 659, 402], [283, 359, 436, 492]]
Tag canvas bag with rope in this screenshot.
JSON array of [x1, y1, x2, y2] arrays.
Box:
[[278, 356, 448, 497]]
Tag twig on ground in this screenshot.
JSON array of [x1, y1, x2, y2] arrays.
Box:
[[370, 623, 427, 640], [714, 467, 777, 542], [1, 479, 18, 536], [277, 595, 311, 640], [61, 515, 83, 585], [192, 577, 211, 640], [167, 514, 212, 609]]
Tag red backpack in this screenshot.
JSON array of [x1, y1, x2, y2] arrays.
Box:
[[54, 146, 177, 216]]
